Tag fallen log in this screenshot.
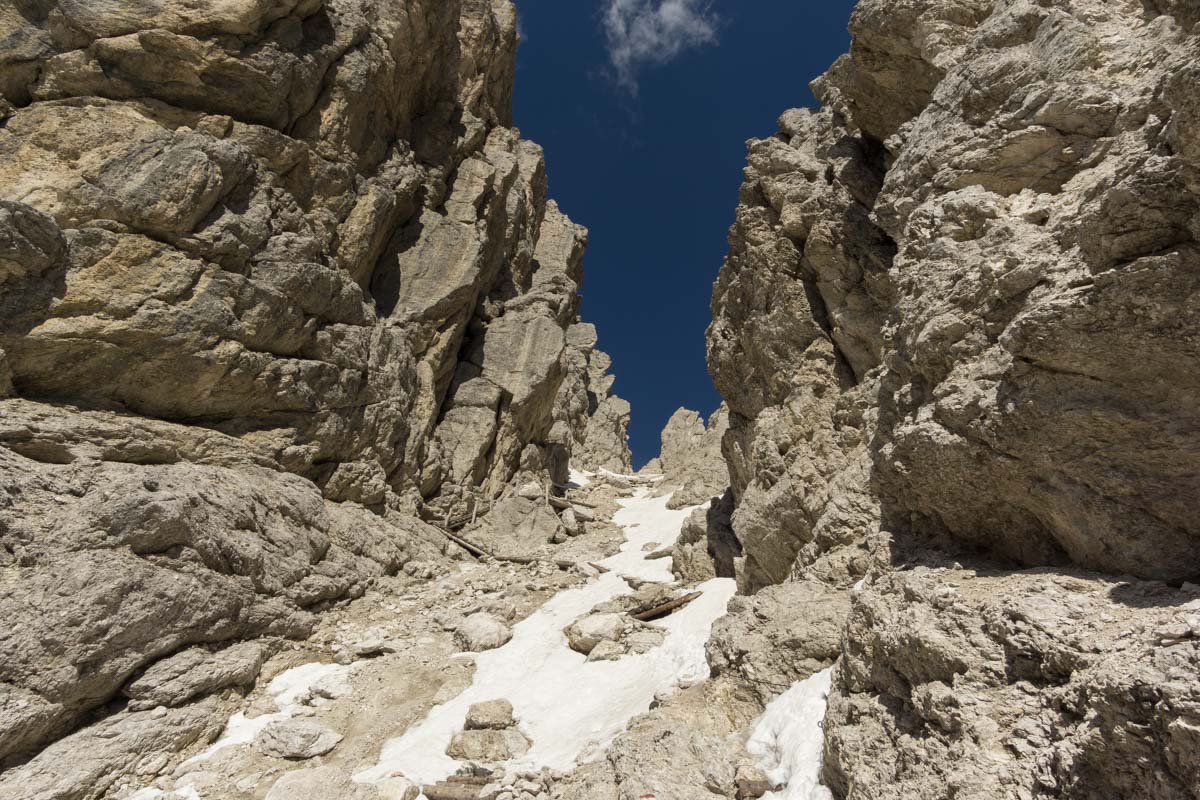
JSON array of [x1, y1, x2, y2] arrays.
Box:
[[645, 547, 673, 560], [547, 495, 597, 511], [632, 591, 702, 622], [490, 554, 577, 571], [440, 529, 492, 560]]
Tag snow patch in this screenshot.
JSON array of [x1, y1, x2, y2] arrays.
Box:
[[356, 490, 735, 786], [181, 662, 353, 765], [746, 668, 835, 800], [128, 787, 201, 800]]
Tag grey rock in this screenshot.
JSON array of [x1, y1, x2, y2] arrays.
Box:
[[446, 728, 531, 762], [825, 568, 1200, 800], [651, 406, 730, 508], [123, 640, 273, 711], [671, 489, 740, 584], [468, 495, 566, 559], [265, 766, 379, 800], [563, 613, 625, 656], [706, 580, 848, 705], [256, 719, 343, 760], [704, 1, 1200, 796], [0, 698, 226, 800], [455, 613, 513, 652], [0, 0, 627, 767], [465, 699, 515, 730]]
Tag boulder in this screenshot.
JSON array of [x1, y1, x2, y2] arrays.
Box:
[[563, 613, 624, 656], [445, 728, 530, 762], [265, 767, 378, 800], [455, 613, 513, 652], [256, 719, 343, 760], [465, 699, 515, 731]]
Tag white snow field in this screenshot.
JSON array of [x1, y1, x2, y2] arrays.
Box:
[[355, 488, 737, 786], [746, 667, 835, 800]]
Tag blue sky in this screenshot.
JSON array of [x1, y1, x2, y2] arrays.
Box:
[[512, 0, 858, 466]]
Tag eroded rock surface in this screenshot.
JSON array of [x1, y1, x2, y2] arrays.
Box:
[[647, 405, 730, 509], [705, 0, 1200, 797], [0, 0, 630, 775]]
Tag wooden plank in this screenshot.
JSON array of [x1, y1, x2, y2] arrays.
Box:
[[547, 495, 597, 510], [490, 554, 577, 571], [631, 591, 702, 622], [441, 529, 492, 560]]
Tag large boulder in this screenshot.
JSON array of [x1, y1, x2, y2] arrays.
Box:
[[455, 613, 513, 652]]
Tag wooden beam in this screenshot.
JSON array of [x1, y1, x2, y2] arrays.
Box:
[[547, 495, 597, 510], [631, 591, 702, 622], [440, 529, 492, 560]]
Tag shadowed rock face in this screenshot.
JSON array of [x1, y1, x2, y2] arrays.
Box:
[[0, 0, 629, 768], [706, 0, 1200, 796], [709, 0, 1200, 590]]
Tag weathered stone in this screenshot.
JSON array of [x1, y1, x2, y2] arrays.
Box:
[[704, 2, 1200, 796], [563, 613, 625, 656], [0, 698, 226, 800], [465, 699, 515, 731], [124, 641, 274, 711], [652, 405, 730, 508], [455, 613, 513, 652], [446, 728, 530, 762], [707, 580, 848, 705], [735, 764, 772, 800], [256, 719, 343, 760], [671, 490, 740, 584], [0, 0, 629, 768], [265, 766, 378, 800], [825, 568, 1200, 800]]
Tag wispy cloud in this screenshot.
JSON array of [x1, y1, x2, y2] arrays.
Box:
[[602, 0, 719, 93]]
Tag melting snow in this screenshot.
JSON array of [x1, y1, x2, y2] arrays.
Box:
[[181, 662, 353, 766], [356, 489, 735, 786], [746, 668, 835, 800], [128, 787, 201, 800]]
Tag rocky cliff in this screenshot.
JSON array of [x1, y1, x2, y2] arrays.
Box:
[[707, 0, 1200, 796], [0, 0, 629, 772]]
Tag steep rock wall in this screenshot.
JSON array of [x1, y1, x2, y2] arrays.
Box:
[[707, 0, 1200, 796], [0, 0, 629, 766]]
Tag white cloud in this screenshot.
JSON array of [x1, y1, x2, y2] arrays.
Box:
[[602, 0, 719, 92]]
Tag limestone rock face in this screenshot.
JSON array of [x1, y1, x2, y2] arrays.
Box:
[[0, 0, 626, 769], [651, 405, 730, 508], [706, 580, 848, 705], [558, 322, 634, 473], [123, 641, 274, 711], [825, 570, 1200, 800], [706, 0, 1200, 796], [708, 100, 886, 592], [710, 0, 1200, 598]]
